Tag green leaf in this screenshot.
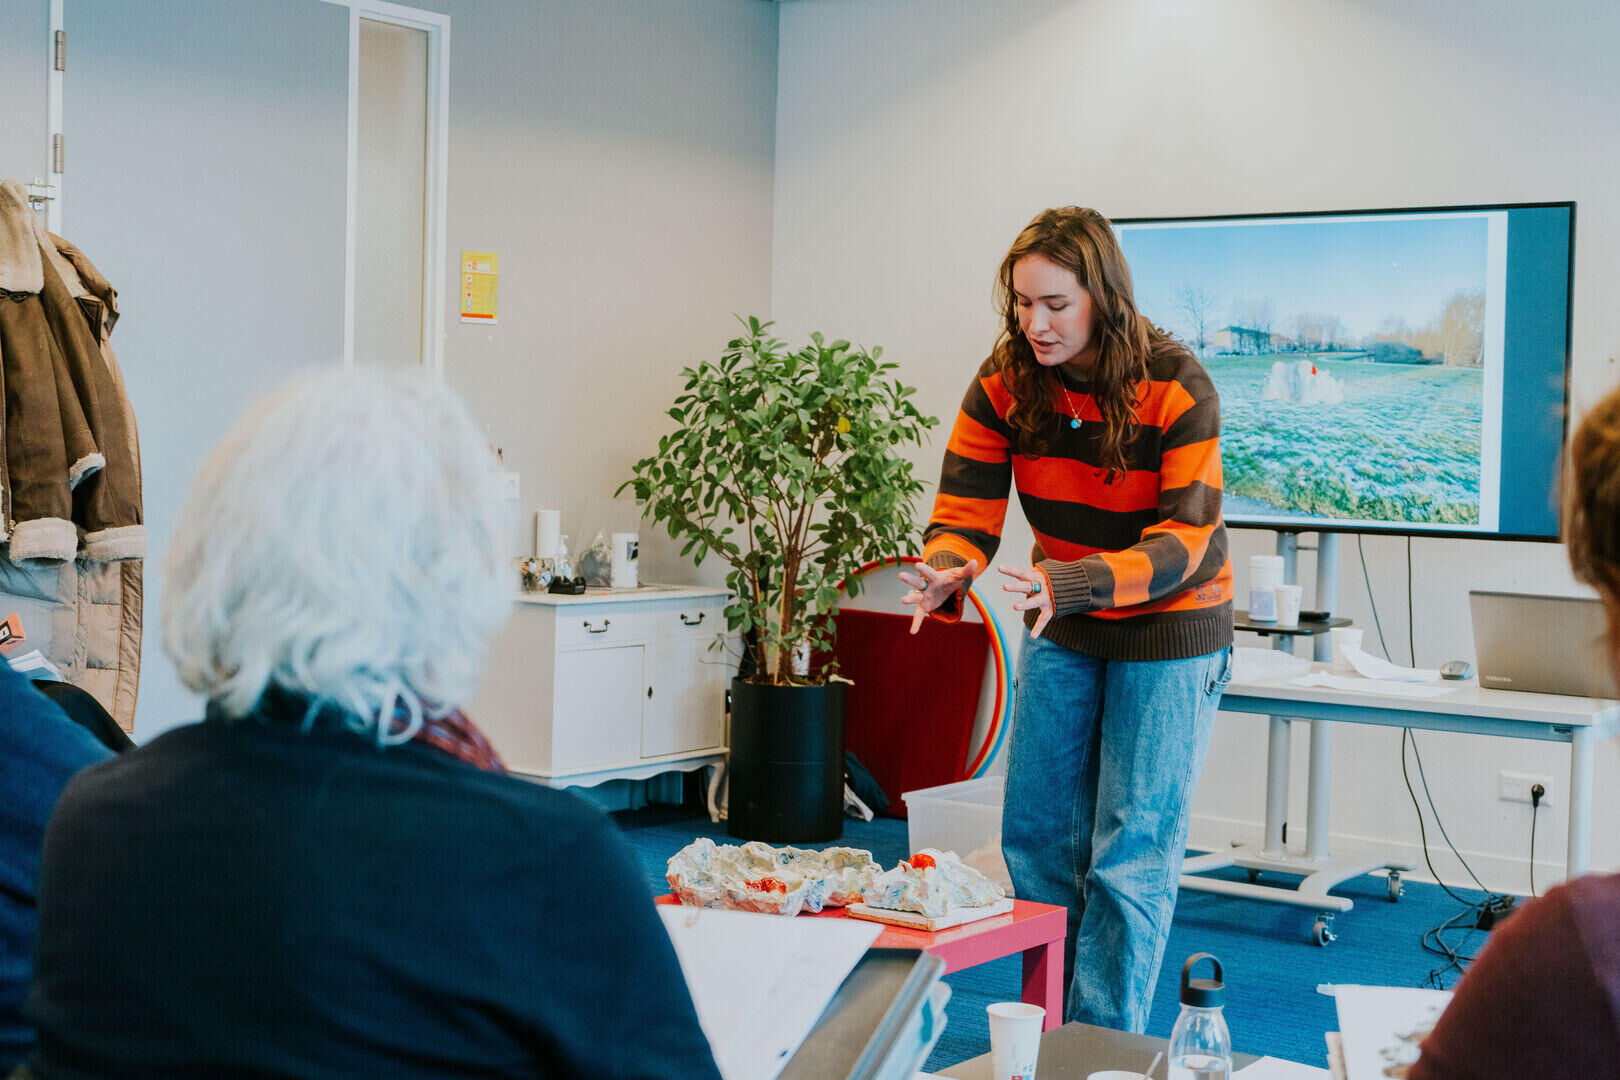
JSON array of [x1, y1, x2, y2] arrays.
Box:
[[610, 317, 935, 685]]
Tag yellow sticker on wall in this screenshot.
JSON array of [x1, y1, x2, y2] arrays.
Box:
[[460, 250, 499, 323]]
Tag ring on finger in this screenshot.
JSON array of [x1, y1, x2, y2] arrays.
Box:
[[1028, 578, 1042, 596]]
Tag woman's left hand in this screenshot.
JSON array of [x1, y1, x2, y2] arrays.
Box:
[[998, 563, 1054, 639]]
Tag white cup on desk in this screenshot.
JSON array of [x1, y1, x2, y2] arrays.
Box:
[[987, 1002, 1044, 1080], [1087, 1072, 1147, 1080], [1330, 627, 1364, 674], [1274, 584, 1304, 628]]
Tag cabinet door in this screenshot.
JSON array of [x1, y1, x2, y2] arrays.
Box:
[[642, 639, 728, 758], [552, 646, 644, 772]]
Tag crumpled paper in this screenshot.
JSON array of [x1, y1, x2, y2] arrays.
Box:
[[667, 838, 879, 916], [862, 848, 1005, 919]]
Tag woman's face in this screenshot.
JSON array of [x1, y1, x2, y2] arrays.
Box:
[[1013, 253, 1100, 376]]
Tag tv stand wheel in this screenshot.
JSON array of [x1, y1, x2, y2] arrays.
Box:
[[1312, 914, 1336, 947], [1388, 871, 1403, 902]]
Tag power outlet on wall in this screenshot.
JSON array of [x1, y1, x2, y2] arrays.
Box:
[[1499, 771, 1554, 807]]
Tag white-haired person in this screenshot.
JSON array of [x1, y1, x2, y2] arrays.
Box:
[[22, 370, 721, 1080]]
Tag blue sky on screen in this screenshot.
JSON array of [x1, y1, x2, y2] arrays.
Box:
[[1116, 213, 1489, 337]]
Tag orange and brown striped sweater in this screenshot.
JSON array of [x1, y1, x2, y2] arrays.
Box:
[[921, 349, 1233, 662]]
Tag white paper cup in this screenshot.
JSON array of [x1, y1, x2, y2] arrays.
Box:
[[1248, 554, 1284, 622], [1330, 626, 1364, 673], [987, 1002, 1044, 1080], [1274, 583, 1303, 628], [1087, 1072, 1147, 1080]]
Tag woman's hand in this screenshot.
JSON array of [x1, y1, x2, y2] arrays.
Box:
[[898, 560, 979, 635], [999, 563, 1054, 639]]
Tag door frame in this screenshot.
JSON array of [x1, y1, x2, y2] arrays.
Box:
[[339, 1, 451, 378]]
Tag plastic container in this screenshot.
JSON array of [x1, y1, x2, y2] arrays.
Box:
[[1168, 953, 1231, 1080], [1248, 555, 1285, 622], [902, 775, 1012, 894]]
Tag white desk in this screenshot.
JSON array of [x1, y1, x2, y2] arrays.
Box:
[[1181, 663, 1620, 943]]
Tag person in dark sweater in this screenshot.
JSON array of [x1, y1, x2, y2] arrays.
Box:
[[0, 661, 112, 1072], [1410, 382, 1620, 1079], [24, 369, 720, 1080]]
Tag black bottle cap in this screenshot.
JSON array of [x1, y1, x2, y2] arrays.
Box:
[[1180, 952, 1224, 1008]]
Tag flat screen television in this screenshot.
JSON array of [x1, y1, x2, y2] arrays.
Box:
[[1113, 203, 1574, 541]]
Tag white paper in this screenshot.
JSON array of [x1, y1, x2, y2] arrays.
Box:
[[7, 648, 63, 680], [1341, 646, 1440, 683], [1233, 646, 1313, 683], [657, 905, 881, 1080], [1234, 1057, 1332, 1079], [1332, 985, 1452, 1080], [1293, 672, 1456, 698]]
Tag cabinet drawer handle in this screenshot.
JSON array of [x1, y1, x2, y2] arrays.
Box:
[[583, 619, 611, 634], [680, 612, 705, 626]]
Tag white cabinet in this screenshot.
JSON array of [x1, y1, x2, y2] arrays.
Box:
[[642, 639, 727, 758], [552, 646, 645, 772], [469, 585, 733, 790]]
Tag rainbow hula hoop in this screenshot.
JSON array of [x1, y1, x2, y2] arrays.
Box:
[[836, 556, 1012, 779]]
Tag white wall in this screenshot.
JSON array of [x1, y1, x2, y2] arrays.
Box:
[[424, 0, 779, 590], [773, 0, 1620, 890], [4, 0, 777, 739]]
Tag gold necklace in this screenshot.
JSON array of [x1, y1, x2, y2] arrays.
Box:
[[1054, 376, 1083, 430]]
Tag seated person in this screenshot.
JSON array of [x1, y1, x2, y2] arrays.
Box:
[[1410, 384, 1620, 1079], [0, 662, 112, 1072], [25, 370, 721, 1080]]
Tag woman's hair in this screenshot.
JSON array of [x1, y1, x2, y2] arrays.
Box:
[[1564, 383, 1620, 606], [993, 206, 1189, 477], [163, 368, 514, 741]]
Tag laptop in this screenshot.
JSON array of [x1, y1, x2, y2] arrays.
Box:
[[1469, 590, 1618, 699]]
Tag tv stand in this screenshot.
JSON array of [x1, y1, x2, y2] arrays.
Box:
[[1180, 530, 1415, 945]]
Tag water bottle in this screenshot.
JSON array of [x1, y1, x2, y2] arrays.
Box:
[[1168, 952, 1231, 1080]]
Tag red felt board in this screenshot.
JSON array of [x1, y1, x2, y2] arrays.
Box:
[[828, 608, 988, 817]]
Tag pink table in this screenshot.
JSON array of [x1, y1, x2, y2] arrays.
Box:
[[656, 895, 1067, 1031]]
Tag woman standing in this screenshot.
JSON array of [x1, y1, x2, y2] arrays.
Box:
[[901, 206, 1233, 1032]]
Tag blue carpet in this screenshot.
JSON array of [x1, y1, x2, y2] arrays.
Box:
[[614, 807, 1500, 1072]]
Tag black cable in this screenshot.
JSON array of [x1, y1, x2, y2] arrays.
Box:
[[1421, 906, 1483, 989], [1362, 533, 1504, 988], [1396, 533, 1501, 897], [1355, 535, 1390, 659], [1529, 800, 1541, 899], [1400, 730, 1481, 907], [1408, 733, 1499, 898]]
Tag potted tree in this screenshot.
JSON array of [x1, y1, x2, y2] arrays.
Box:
[[620, 317, 936, 841]]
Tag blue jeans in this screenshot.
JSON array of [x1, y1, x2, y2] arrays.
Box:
[[1002, 636, 1232, 1032]]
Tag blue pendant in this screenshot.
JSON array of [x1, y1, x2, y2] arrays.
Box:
[[1070, 418, 1081, 429]]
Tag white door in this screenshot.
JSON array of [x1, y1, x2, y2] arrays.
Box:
[[552, 646, 645, 772], [353, 16, 429, 370], [641, 639, 727, 758]]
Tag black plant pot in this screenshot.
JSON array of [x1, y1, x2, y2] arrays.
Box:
[[727, 678, 845, 843]]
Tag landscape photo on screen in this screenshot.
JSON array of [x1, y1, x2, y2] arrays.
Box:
[[1116, 212, 1507, 532]]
